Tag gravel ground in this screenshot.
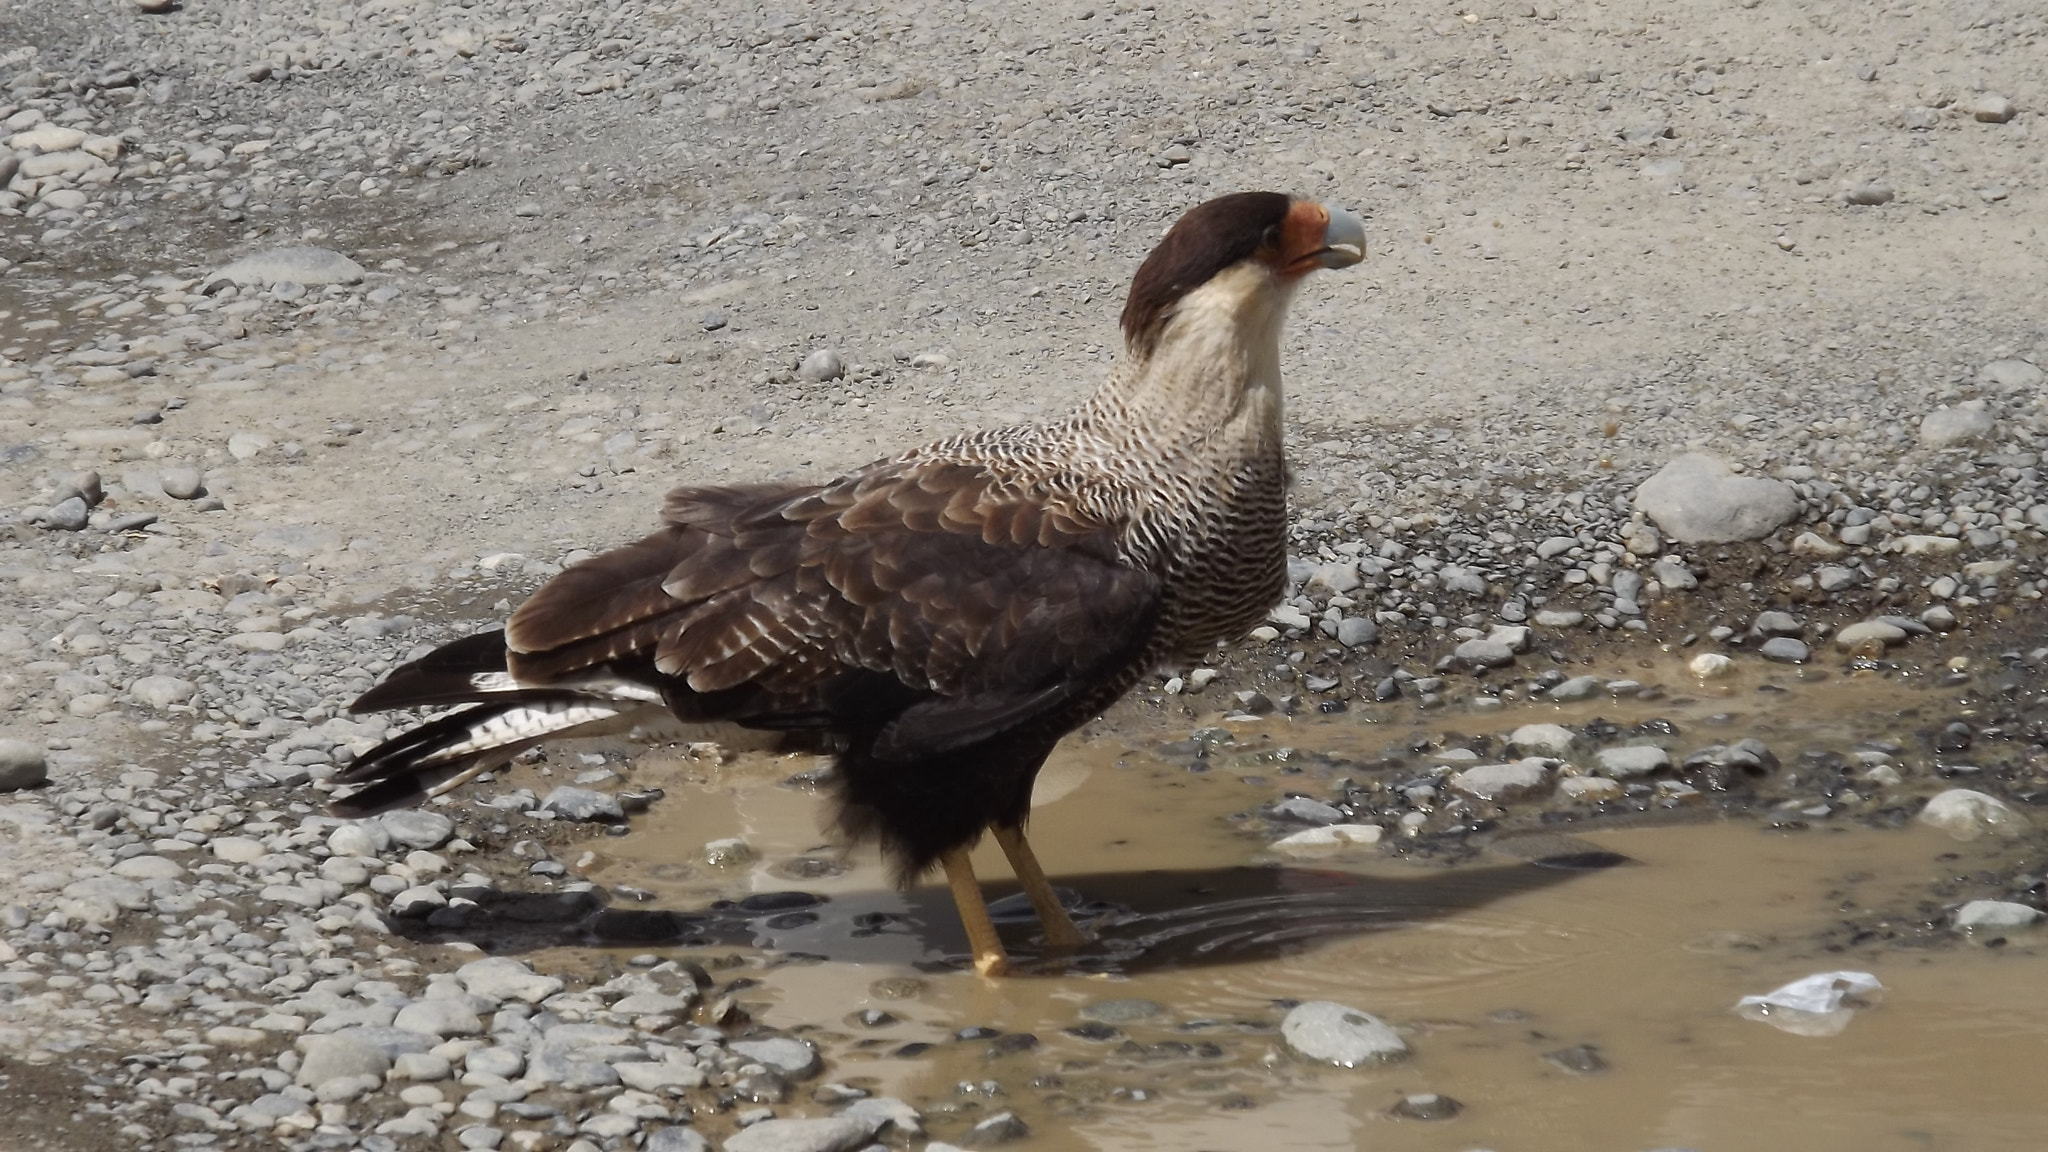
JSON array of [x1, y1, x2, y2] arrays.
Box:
[[1, 0, 2045, 1148]]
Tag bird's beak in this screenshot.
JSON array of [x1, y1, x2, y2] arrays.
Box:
[[1317, 205, 1367, 268]]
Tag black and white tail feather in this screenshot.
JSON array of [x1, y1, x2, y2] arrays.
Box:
[[331, 629, 663, 817]]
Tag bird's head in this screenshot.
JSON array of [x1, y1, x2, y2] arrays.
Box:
[[1119, 191, 1365, 360]]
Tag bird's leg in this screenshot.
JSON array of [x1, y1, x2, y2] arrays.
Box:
[[991, 824, 1086, 950], [940, 847, 1010, 977]]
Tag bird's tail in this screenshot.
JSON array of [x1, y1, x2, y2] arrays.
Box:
[[331, 628, 659, 818]]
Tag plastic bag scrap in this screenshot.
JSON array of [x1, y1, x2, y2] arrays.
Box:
[[1734, 971, 1885, 1037]]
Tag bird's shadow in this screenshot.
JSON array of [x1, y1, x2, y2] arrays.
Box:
[[388, 845, 1629, 976]]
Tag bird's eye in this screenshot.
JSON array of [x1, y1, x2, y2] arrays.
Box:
[[1261, 224, 1282, 247]]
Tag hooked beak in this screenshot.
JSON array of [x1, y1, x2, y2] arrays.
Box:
[[1317, 205, 1367, 268]]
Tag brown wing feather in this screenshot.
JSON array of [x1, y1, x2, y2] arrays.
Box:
[[501, 461, 1159, 742]]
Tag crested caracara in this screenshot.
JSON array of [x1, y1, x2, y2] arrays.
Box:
[[333, 191, 1366, 975]]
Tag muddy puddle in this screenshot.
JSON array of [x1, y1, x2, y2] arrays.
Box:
[[475, 659, 2048, 1150]]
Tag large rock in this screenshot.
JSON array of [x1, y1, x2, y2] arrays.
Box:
[[1919, 403, 1994, 448], [1917, 789, 2028, 841], [1632, 454, 1796, 543], [204, 246, 365, 291], [1279, 1001, 1408, 1067], [721, 1115, 881, 1152], [1979, 358, 2043, 391], [295, 1033, 390, 1087], [1447, 759, 1553, 801], [457, 956, 565, 1003], [0, 739, 48, 791]]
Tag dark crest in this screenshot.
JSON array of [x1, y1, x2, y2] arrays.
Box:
[[1119, 191, 1294, 358]]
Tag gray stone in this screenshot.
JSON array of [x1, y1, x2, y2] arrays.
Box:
[[1336, 616, 1377, 647], [1979, 359, 2044, 391], [1448, 759, 1552, 801], [646, 1128, 712, 1152], [1280, 1001, 1408, 1067], [130, 675, 196, 709], [1547, 675, 1601, 701], [111, 855, 185, 880], [296, 1033, 390, 1087], [1652, 558, 1697, 590], [1759, 637, 1810, 663], [720, 1115, 882, 1152], [1954, 900, 2039, 931], [798, 348, 846, 382], [837, 1097, 922, 1137], [1816, 566, 1861, 592], [1918, 789, 2028, 841], [392, 1052, 452, 1081], [1595, 745, 1671, 778], [1843, 183, 1894, 206], [1632, 454, 1796, 543], [457, 956, 565, 1004], [379, 809, 455, 849], [205, 246, 365, 290], [730, 1036, 821, 1079], [464, 1047, 525, 1079], [1919, 404, 1994, 448], [541, 786, 624, 821], [1534, 608, 1585, 628], [0, 739, 49, 791], [700, 310, 728, 331], [160, 466, 205, 499], [42, 496, 89, 531], [1453, 637, 1516, 669], [1972, 94, 2018, 123], [1269, 796, 1343, 824], [963, 1112, 1030, 1145], [1835, 621, 1907, 651], [393, 999, 483, 1037], [1753, 611, 1802, 636]]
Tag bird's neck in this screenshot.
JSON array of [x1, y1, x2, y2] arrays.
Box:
[[1079, 266, 1295, 460]]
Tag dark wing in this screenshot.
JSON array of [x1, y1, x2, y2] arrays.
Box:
[[503, 461, 1161, 756]]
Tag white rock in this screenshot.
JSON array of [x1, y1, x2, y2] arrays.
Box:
[[205, 246, 365, 290], [1917, 789, 2028, 841], [130, 675, 196, 709], [1954, 900, 2039, 931], [1790, 532, 1845, 559], [722, 1116, 883, 1152], [111, 855, 185, 880], [1595, 746, 1671, 778], [1269, 824, 1384, 855], [210, 836, 268, 864], [457, 956, 565, 1004], [1559, 776, 1624, 803], [1919, 403, 1994, 448], [1508, 723, 1575, 755], [1835, 621, 1907, 651], [615, 1061, 708, 1092], [1448, 759, 1553, 801], [1280, 1001, 1408, 1067], [328, 824, 379, 857], [1979, 358, 2044, 391], [1892, 534, 1963, 557], [1632, 454, 1797, 543], [1689, 652, 1734, 679], [296, 1033, 390, 1086]]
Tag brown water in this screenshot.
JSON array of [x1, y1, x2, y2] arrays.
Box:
[[535, 667, 2047, 1151]]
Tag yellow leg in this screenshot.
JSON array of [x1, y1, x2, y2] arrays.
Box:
[[992, 824, 1086, 949], [940, 847, 1010, 977]]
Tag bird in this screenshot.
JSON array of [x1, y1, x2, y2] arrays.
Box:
[[331, 191, 1366, 976]]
